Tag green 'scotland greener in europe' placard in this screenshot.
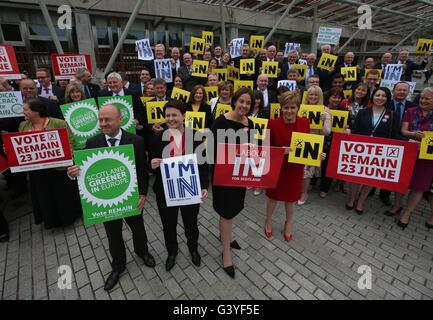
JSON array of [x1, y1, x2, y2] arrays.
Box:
[[98, 96, 136, 134], [60, 98, 100, 149], [74, 144, 140, 225]]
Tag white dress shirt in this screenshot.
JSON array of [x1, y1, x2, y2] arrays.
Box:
[[105, 130, 123, 147], [39, 83, 53, 99], [113, 88, 125, 96]]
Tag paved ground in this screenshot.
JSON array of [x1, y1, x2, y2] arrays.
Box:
[[1, 175, 433, 301]]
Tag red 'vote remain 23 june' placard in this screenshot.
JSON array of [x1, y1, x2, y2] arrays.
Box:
[[213, 143, 285, 188], [2, 128, 73, 173], [326, 133, 419, 193]]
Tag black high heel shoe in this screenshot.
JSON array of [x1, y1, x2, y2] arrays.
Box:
[[397, 220, 408, 230], [425, 222, 433, 229], [221, 253, 235, 279]]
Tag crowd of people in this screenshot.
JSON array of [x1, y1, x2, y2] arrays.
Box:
[[1, 40, 433, 292]]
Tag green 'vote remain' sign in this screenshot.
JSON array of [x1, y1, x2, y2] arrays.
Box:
[[74, 144, 140, 225]]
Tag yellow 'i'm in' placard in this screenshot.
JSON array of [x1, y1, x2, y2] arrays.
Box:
[[288, 132, 324, 167]]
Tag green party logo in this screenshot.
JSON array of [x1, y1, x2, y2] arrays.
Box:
[[79, 150, 137, 207], [11, 103, 23, 115], [64, 101, 99, 138], [101, 97, 134, 130]]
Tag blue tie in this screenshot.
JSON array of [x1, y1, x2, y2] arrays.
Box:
[[396, 102, 404, 121]]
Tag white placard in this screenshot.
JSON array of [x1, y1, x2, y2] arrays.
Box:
[[284, 43, 301, 58], [383, 64, 403, 81], [154, 59, 173, 83], [230, 38, 245, 59], [161, 153, 202, 207], [136, 39, 154, 61], [317, 27, 342, 45], [277, 80, 297, 90], [380, 80, 416, 94], [0, 91, 23, 118]]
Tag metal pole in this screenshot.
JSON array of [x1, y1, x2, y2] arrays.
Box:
[[38, 0, 64, 53], [104, 0, 144, 73], [310, 4, 318, 55], [338, 9, 381, 54], [390, 24, 425, 51], [220, 0, 227, 51], [264, 0, 298, 44]]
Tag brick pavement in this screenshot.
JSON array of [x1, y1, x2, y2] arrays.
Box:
[[1, 179, 433, 300]]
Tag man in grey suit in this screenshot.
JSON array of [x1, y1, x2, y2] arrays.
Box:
[[68, 105, 156, 291]]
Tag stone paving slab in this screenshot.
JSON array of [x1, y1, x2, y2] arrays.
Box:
[[1, 178, 433, 300]]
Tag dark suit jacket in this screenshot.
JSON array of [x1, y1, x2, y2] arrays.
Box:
[[257, 89, 277, 110], [400, 59, 428, 82], [177, 65, 207, 91], [38, 96, 64, 120], [232, 56, 261, 82], [149, 128, 209, 197], [84, 130, 149, 195], [390, 99, 416, 125], [334, 64, 361, 89], [38, 84, 65, 101], [84, 83, 100, 99], [352, 107, 402, 140], [185, 103, 213, 129]]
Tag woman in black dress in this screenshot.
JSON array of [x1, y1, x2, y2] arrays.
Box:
[[211, 87, 254, 278]]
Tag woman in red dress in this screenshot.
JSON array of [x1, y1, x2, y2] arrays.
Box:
[[264, 91, 325, 241]]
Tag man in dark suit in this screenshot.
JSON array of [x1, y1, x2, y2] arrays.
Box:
[[98, 72, 146, 135], [76, 68, 100, 99], [129, 68, 151, 96], [36, 68, 65, 102], [374, 52, 393, 78], [232, 44, 260, 82], [67, 104, 156, 291], [334, 52, 361, 90], [397, 49, 429, 82], [21, 79, 63, 119], [281, 50, 299, 81], [177, 53, 206, 91], [144, 43, 167, 79], [256, 74, 277, 110]]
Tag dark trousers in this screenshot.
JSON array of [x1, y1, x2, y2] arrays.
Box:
[[320, 150, 332, 193], [156, 193, 200, 256], [0, 208, 8, 236], [380, 189, 391, 199], [103, 213, 149, 272]]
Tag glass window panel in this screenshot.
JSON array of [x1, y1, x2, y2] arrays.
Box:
[[1, 24, 22, 41], [96, 26, 109, 45]]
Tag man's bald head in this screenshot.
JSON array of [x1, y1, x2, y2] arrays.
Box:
[[20, 79, 38, 100], [100, 104, 121, 117], [98, 104, 123, 137]]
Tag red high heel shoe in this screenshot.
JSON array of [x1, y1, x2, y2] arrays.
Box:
[[264, 228, 272, 238], [283, 233, 293, 241]]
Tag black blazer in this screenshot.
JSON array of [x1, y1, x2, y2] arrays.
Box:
[[257, 89, 277, 110], [352, 107, 401, 140], [232, 56, 261, 82], [149, 128, 209, 197], [177, 65, 207, 91], [84, 130, 149, 196], [38, 96, 64, 120], [84, 83, 100, 99], [185, 102, 213, 129], [400, 59, 428, 82], [390, 99, 416, 123], [38, 84, 65, 100], [97, 88, 145, 126]]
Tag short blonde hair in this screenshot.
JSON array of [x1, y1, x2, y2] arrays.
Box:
[[280, 90, 300, 108]]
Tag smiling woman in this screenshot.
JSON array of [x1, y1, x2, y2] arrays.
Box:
[[211, 87, 255, 279]]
